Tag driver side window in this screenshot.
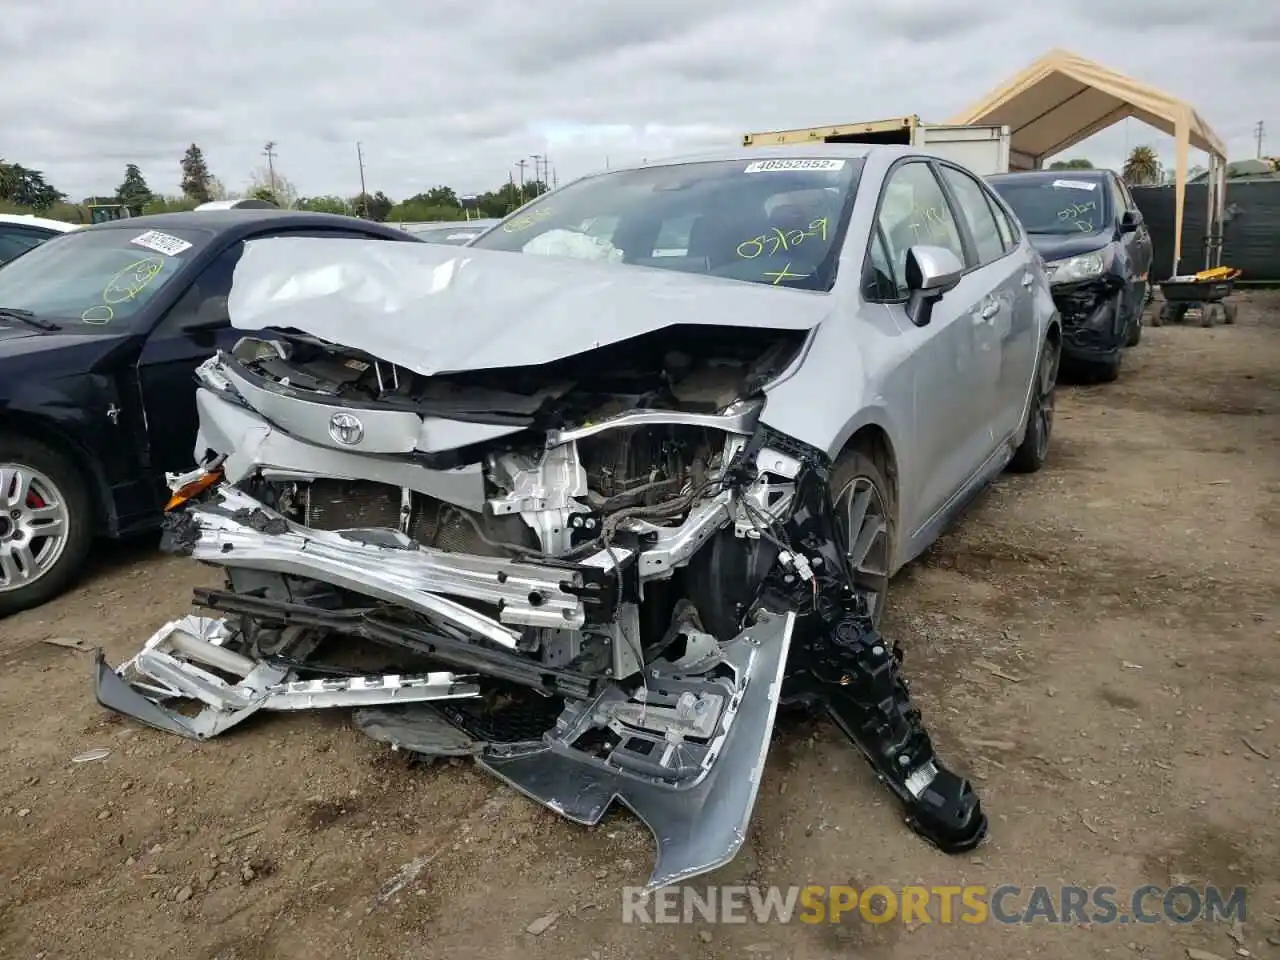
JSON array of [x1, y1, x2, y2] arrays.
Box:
[[156, 242, 243, 335], [873, 162, 966, 299]]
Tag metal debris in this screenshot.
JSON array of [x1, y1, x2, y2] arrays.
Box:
[[41, 637, 93, 652], [71, 748, 110, 764]]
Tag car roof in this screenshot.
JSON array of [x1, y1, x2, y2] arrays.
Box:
[[0, 213, 78, 232], [988, 169, 1114, 184], [79, 208, 413, 237]]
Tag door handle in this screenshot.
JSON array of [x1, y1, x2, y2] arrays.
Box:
[[980, 301, 1000, 320], [1021, 272, 1034, 288]]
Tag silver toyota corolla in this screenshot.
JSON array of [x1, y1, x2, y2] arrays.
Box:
[[98, 145, 1060, 891]]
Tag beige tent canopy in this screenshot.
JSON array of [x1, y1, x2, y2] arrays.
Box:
[[948, 49, 1227, 274]]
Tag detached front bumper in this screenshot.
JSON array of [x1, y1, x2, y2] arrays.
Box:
[[94, 485, 800, 890]]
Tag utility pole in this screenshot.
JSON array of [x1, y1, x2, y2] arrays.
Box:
[[530, 154, 544, 196], [263, 141, 278, 197], [515, 158, 527, 204], [551, 162, 558, 189], [356, 142, 368, 217], [1255, 120, 1266, 159]]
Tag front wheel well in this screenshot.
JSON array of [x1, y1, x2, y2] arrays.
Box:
[[0, 413, 111, 534], [837, 423, 899, 533]]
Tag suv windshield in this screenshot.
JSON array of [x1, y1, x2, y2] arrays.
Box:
[[469, 158, 864, 291], [0, 224, 211, 329], [989, 177, 1111, 235]]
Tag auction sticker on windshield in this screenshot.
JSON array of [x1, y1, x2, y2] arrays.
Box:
[[130, 230, 194, 257], [1051, 179, 1096, 191], [745, 159, 846, 173]]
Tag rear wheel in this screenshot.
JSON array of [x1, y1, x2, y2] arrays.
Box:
[[830, 445, 895, 626], [1009, 334, 1060, 474], [0, 437, 94, 617], [1222, 300, 1237, 324]]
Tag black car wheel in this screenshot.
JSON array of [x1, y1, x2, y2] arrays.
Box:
[[0, 436, 94, 617], [830, 445, 895, 627], [1126, 299, 1143, 346], [1010, 334, 1060, 474]]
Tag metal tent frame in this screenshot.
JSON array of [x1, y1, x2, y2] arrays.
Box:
[[947, 49, 1228, 275]]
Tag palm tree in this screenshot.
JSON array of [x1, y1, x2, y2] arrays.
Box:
[[1122, 146, 1161, 186]]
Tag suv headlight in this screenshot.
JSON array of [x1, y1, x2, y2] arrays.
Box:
[[1045, 251, 1105, 284]]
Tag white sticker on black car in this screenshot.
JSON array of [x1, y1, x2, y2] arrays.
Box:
[[1051, 179, 1096, 191], [130, 230, 193, 257]]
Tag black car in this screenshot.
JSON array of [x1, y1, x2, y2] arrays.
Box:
[[0, 209, 421, 615], [987, 169, 1154, 382]]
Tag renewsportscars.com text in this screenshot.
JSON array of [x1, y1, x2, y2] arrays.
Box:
[[621, 884, 1247, 925]]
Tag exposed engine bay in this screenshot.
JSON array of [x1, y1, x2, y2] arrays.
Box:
[[97, 324, 987, 890]]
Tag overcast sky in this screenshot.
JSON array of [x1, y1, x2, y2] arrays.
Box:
[[3, 0, 1276, 201]]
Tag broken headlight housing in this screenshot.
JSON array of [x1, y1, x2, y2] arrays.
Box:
[[1045, 251, 1105, 285]]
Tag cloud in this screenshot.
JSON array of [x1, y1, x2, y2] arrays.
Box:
[[1, 0, 1276, 200]]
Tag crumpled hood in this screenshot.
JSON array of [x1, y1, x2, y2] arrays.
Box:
[[1027, 231, 1114, 263], [226, 237, 833, 376]]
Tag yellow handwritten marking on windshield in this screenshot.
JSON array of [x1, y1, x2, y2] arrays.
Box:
[[737, 218, 829, 259], [80, 305, 115, 325], [762, 262, 810, 285], [103, 258, 164, 305], [1057, 201, 1097, 233], [502, 207, 553, 234]]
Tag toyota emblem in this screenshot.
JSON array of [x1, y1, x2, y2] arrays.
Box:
[[328, 412, 365, 445]]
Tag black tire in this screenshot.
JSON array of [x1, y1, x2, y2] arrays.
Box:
[[1223, 300, 1237, 324], [1126, 310, 1143, 346], [1009, 335, 1060, 474], [1199, 304, 1218, 328], [1125, 285, 1144, 346], [0, 435, 94, 617], [829, 443, 896, 626]]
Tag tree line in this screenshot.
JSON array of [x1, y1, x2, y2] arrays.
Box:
[[0, 143, 552, 224], [1, 143, 1198, 226]]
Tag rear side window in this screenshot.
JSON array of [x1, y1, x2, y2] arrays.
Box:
[[938, 166, 1006, 266]]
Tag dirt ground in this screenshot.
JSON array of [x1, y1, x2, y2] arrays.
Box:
[[2, 293, 1278, 960]]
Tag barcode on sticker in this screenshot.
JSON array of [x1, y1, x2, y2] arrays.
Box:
[[131, 230, 193, 256], [744, 158, 846, 173]]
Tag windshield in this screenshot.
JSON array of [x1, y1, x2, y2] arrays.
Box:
[[469, 158, 864, 291], [409, 224, 489, 245], [0, 225, 210, 329], [989, 178, 1110, 234]]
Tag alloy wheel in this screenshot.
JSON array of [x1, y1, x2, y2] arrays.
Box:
[[1033, 342, 1060, 463], [837, 476, 890, 623], [0, 464, 71, 593]]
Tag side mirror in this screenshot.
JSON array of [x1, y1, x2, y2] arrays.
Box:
[[904, 245, 964, 328], [1119, 210, 1142, 233]]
